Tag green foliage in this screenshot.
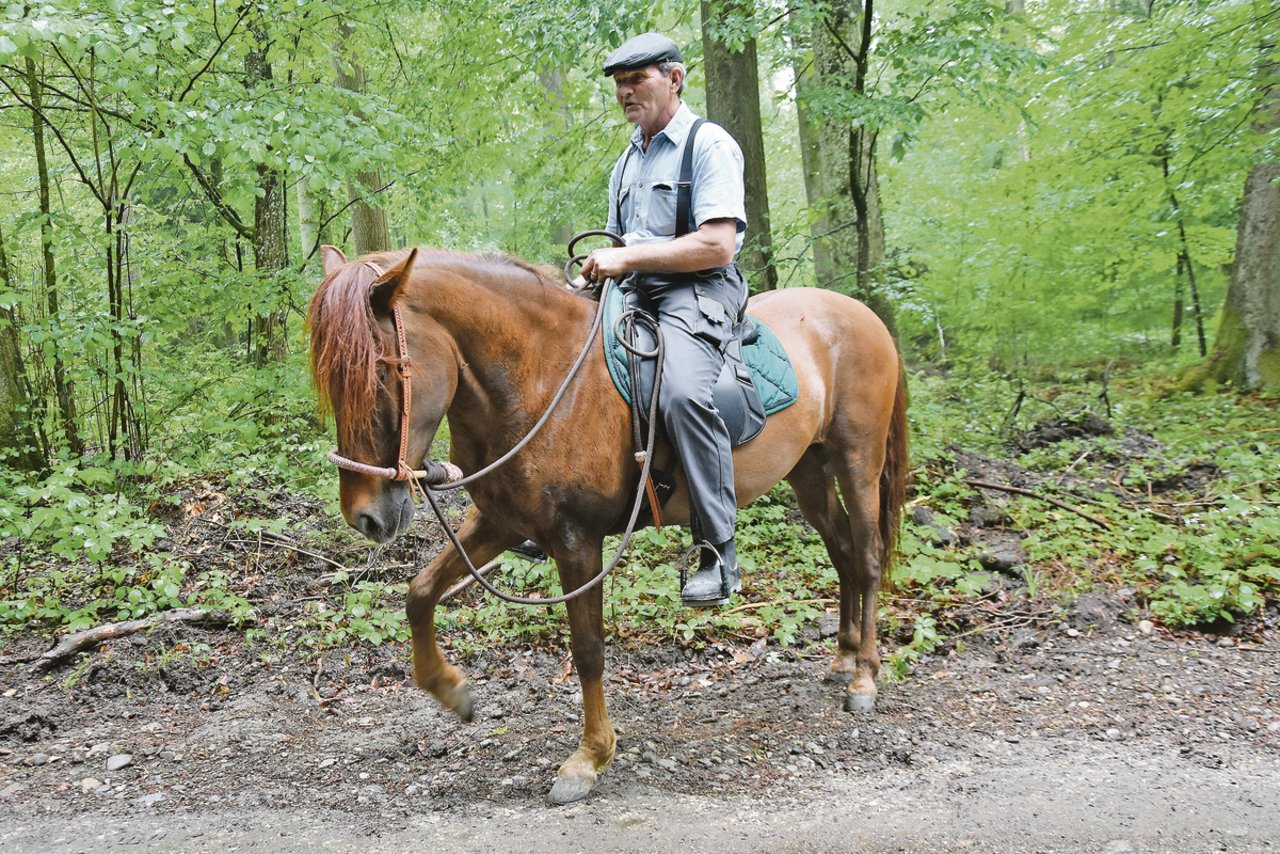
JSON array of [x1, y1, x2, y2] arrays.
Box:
[[302, 575, 410, 648], [887, 0, 1273, 367]]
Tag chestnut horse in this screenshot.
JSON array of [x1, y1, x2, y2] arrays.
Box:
[[308, 246, 908, 804]]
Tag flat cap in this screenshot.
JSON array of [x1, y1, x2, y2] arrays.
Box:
[[602, 32, 683, 76]]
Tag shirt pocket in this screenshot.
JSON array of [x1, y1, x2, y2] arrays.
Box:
[[648, 181, 679, 236]]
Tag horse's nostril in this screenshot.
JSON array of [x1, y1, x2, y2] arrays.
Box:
[[356, 512, 385, 541]]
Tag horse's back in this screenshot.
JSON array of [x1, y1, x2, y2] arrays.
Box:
[[727, 288, 900, 501], [747, 287, 899, 399]]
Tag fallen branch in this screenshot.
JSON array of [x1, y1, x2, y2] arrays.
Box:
[[440, 557, 504, 604], [963, 479, 1112, 529], [32, 608, 236, 673], [725, 597, 835, 615]]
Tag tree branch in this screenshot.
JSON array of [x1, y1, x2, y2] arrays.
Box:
[[183, 153, 252, 239], [963, 479, 1112, 529], [179, 3, 252, 102], [31, 608, 241, 672]]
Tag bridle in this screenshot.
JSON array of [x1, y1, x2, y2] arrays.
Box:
[[323, 239, 667, 606], [326, 261, 464, 492]]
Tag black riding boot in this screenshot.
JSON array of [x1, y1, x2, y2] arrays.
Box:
[[680, 539, 740, 607]]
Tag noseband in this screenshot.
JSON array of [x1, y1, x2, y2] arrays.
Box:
[[326, 261, 463, 490]]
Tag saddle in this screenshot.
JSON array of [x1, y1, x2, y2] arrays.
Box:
[[601, 283, 799, 447]]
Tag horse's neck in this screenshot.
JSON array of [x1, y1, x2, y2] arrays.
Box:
[[414, 262, 591, 446]]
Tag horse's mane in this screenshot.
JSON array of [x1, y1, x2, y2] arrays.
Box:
[[306, 247, 565, 444]]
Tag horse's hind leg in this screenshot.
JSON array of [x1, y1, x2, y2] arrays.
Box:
[[549, 543, 616, 805], [786, 448, 862, 681], [405, 508, 512, 721], [831, 454, 885, 714]]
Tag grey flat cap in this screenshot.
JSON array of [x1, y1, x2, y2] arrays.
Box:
[[602, 32, 683, 76]]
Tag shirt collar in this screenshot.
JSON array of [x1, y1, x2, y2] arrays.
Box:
[[629, 102, 697, 151]]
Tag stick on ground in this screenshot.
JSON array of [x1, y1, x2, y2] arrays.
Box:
[[31, 608, 234, 673], [964, 479, 1112, 529]]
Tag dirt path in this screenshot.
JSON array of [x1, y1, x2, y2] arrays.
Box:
[[2, 602, 1277, 852]]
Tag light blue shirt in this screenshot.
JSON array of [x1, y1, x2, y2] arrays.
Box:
[[605, 103, 747, 254]]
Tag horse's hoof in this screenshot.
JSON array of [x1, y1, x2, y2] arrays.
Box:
[[549, 771, 595, 805], [452, 690, 474, 723], [844, 692, 876, 714], [439, 682, 474, 722]]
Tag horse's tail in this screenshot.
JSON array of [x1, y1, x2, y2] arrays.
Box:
[[879, 362, 910, 585]]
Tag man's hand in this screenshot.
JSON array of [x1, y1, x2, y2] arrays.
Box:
[[582, 246, 632, 283]]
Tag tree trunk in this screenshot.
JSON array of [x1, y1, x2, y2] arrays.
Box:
[[334, 24, 389, 256], [701, 1, 777, 291], [793, 41, 834, 282], [1185, 163, 1280, 390], [25, 56, 82, 454], [246, 17, 289, 364], [805, 0, 894, 333], [0, 224, 45, 471]]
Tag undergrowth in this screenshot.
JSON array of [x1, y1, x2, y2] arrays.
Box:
[[1, 365, 1276, 680]]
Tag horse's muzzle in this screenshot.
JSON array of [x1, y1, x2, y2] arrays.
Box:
[[353, 488, 416, 543]]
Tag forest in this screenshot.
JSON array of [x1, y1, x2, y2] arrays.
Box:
[[0, 0, 1277, 668]]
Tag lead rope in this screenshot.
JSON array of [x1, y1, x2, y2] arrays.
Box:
[[421, 274, 665, 606]]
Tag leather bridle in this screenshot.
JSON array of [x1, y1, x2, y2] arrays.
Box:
[[323, 238, 667, 607], [325, 261, 463, 490]]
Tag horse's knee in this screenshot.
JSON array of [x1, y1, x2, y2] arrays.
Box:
[[406, 576, 435, 625]]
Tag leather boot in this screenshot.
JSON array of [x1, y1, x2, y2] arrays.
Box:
[[680, 539, 740, 607]]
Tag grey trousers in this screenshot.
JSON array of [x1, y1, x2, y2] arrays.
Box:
[[623, 266, 747, 545]]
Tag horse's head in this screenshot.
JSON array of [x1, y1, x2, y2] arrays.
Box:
[[309, 246, 458, 543]]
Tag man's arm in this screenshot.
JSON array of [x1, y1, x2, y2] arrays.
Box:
[[582, 218, 736, 281]]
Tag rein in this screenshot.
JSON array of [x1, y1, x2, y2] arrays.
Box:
[[327, 239, 665, 606]]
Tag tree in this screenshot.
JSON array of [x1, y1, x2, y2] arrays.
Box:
[[0, 225, 45, 470], [21, 55, 81, 455], [799, 0, 887, 323], [1186, 163, 1280, 390], [701, 0, 777, 290], [334, 24, 391, 255]]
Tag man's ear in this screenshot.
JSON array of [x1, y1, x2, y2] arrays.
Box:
[[321, 245, 348, 277], [369, 248, 418, 316], [670, 65, 684, 93]]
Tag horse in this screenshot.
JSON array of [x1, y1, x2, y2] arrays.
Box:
[[307, 245, 908, 804]]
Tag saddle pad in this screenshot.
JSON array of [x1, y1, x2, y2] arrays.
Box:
[[601, 284, 799, 415]]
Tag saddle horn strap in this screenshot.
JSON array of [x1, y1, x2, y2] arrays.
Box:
[[634, 452, 664, 529]]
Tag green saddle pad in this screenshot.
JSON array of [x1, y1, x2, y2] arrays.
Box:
[[601, 284, 799, 415]]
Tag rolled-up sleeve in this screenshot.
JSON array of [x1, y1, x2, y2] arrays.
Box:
[[691, 133, 746, 234]]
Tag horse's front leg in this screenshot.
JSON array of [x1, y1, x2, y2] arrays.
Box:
[[549, 544, 616, 805], [406, 507, 512, 721]]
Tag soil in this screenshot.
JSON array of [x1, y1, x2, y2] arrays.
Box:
[[1, 420, 1278, 852]]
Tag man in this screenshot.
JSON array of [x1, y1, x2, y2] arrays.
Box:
[[581, 32, 748, 607]]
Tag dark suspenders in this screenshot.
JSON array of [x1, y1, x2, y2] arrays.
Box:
[[675, 118, 706, 238], [614, 117, 707, 238]]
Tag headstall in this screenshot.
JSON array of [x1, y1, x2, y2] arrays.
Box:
[[325, 260, 463, 491]]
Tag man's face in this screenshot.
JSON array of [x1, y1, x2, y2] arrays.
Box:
[[612, 66, 679, 129]]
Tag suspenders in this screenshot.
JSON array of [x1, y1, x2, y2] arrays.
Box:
[[674, 118, 706, 238], [614, 117, 707, 238]]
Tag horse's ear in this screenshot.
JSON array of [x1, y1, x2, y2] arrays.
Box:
[[321, 245, 348, 277], [369, 248, 418, 316]]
